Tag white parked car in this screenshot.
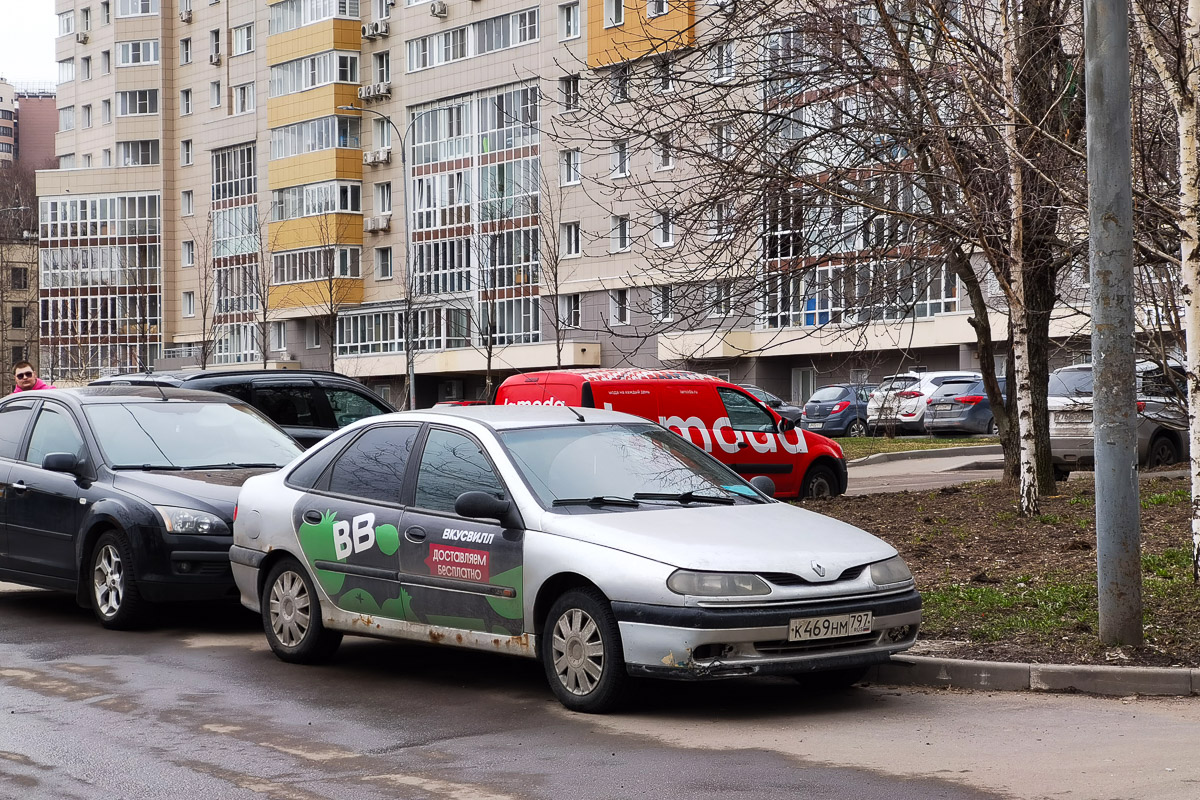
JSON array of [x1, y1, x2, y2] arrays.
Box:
[[230, 405, 921, 713], [867, 371, 982, 434]]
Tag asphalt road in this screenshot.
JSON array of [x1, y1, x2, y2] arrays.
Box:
[[846, 451, 1004, 495], [2, 583, 1198, 800]]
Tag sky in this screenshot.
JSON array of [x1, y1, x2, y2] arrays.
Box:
[[0, 2, 58, 87]]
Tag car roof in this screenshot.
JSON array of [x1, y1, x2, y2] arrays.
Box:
[[509, 368, 726, 384], [92, 368, 357, 384], [368, 404, 647, 431], [10, 386, 243, 405]]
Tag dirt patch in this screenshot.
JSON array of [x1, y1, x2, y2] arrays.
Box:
[[802, 473, 1200, 668]]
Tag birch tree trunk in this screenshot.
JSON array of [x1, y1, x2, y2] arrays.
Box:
[[1002, 0, 1040, 515], [1181, 3, 1200, 580]]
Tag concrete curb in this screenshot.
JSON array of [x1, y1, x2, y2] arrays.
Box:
[[848, 444, 1002, 466], [866, 655, 1199, 697]]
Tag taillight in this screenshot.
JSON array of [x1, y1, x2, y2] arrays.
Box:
[[1137, 401, 1146, 413], [897, 391, 922, 399], [830, 401, 850, 414], [955, 395, 985, 405]]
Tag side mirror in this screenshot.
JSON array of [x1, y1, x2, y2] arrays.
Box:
[[777, 417, 796, 432], [455, 491, 514, 524], [749, 475, 776, 497], [766, 399, 783, 408], [42, 452, 81, 474]]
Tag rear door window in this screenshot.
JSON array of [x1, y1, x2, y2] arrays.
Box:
[[253, 384, 321, 428], [327, 425, 419, 504]]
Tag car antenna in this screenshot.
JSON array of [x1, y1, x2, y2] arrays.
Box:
[[136, 355, 169, 402], [568, 406, 585, 422]]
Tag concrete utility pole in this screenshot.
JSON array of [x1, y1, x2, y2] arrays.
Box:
[[1084, 0, 1143, 645]]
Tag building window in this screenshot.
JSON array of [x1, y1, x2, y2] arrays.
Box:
[[233, 82, 255, 114], [117, 0, 160, 17], [102, 148, 112, 166], [181, 190, 194, 216], [117, 40, 160, 66], [375, 246, 393, 280], [117, 140, 160, 166], [59, 107, 75, 132], [181, 139, 194, 166], [611, 139, 629, 177], [233, 24, 254, 56], [210, 29, 221, 58], [101, 99, 111, 123], [182, 240, 195, 268], [375, 182, 392, 214], [561, 221, 581, 256], [117, 90, 159, 116], [306, 319, 321, 349], [182, 291, 196, 318], [656, 59, 674, 92], [648, 0, 668, 17], [58, 59, 75, 84], [180, 38, 192, 64], [80, 57, 92, 81], [707, 281, 732, 317], [101, 2, 111, 24], [561, 149, 581, 185], [656, 285, 674, 321], [11, 268, 28, 291], [101, 50, 111, 74], [610, 288, 629, 325], [711, 200, 735, 238], [210, 81, 222, 108], [270, 321, 287, 351], [559, 2, 580, 39], [604, 0, 624, 27], [58, 10, 76, 36], [559, 74, 580, 111], [713, 42, 736, 81], [180, 89, 192, 115], [656, 134, 674, 169], [611, 65, 631, 102], [654, 209, 673, 246], [374, 51, 391, 83], [611, 215, 630, 252], [11, 307, 26, 330], [561, 293, 581, 327]]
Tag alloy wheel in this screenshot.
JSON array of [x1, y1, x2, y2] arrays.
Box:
[[551, 607, 605, 696], [92, 544, 124, 618]]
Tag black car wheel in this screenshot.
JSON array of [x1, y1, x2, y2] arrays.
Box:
[[542, 588, 629, 713], [846, 419, 868, 438], [801, 464, 839, 498], [90, 530, 148, 630], [262, 558, 342, 663], [987, 417, 998, 435], [1146, 435, 1181, 468]]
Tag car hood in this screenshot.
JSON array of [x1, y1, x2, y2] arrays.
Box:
[[112, 468, 277, 513], [536, 502, 897, 578]]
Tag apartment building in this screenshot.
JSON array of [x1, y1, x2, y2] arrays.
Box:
[[38, 1, 1084, 404]]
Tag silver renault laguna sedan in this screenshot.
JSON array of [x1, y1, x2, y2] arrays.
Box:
[[230, 405, 920, 713]]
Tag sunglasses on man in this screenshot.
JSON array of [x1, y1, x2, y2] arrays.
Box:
[[15, 371, 33, 379]]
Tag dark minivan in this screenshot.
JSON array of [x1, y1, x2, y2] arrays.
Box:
[[90, 369, 394, 448]]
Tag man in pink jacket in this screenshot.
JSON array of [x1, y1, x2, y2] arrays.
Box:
[[11, 361, 55, 393]]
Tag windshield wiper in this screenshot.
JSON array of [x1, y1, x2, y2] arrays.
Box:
[[184, 462, 285, 470], [552, 496, 640, 508], [111, 464, 184, 470], [633, 491, 737, 505]]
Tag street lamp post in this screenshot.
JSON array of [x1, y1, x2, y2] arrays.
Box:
[[338, 104, 434, 412]]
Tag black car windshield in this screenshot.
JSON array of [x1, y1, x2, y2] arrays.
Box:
[[500, 423, 761, 508], [808, 386, 848, 403], [85, 401, 303, 469]]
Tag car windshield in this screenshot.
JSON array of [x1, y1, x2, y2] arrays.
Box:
[[1048, 370, 1093, 397], [500, 423, 760, 508], [808, 386, 847, 403], [85, 401, 303, 469]]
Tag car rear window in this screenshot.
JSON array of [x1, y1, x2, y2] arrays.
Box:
[[930, 380, 976, 400], [808, 386, 848, 403], [1048, 370, 1093, 397], [877, 376, 918, 392]]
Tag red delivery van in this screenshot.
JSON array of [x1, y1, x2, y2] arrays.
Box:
[[494, 369, 847, 498]]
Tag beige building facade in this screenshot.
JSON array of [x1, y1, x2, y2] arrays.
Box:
[[38, 0, 1049, 404]]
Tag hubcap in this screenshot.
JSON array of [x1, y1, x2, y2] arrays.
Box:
[[93, 544, 124, 618], [269, 570, 311, 647], [551, 608, 604, 696]]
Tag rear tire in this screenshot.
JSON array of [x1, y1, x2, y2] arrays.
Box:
[[1145, 435, 1181, 468], [542, 588, 629, 713], [261, 558, 342, 664], [801, 464, 839, 498], [90, 530, 148, 630], [846, 419, 868, 438], [986, 417, 998, 435]]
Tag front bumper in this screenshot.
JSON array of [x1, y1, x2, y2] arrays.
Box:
[[612, 589, 921, 679], [133, 527, 240, 603]]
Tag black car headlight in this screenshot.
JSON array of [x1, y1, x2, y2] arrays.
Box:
[[667, 570, 771, 597], [155, 506, 230, 536], [870, 556, 913, 587]]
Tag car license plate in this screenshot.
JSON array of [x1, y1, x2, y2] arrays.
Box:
[[808, 422, 823, 429], [789, 612, 873, 641]]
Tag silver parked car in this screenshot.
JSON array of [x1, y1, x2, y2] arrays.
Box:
[[230, 405, 921, 713]]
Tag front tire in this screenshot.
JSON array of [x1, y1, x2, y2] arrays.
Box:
[[801, 464, 839, 498], [542, 588, 629, 713], [90, 530, 148, 630], [261, 558, 342, 664]]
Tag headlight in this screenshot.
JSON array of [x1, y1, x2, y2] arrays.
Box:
[[155, 506, 229, 536], [870, 556, 913, 586], [667, 570, 771, 596]]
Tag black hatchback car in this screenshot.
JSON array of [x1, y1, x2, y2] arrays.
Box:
[[90, 369, 395, 448], [0, 387, 303, 629]]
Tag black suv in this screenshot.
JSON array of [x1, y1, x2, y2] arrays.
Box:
[[90, 369, 395, 448], [0, 387, 303, 628]]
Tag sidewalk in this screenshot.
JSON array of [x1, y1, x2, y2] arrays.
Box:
[[847, 445, 1197, 696]]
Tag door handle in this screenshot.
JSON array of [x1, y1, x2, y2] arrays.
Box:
[[11, 481, 26, 493], [405, 526, 426, 542], [303, 509, 323, 524], [737, 441, 749, 449]]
